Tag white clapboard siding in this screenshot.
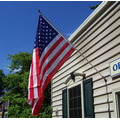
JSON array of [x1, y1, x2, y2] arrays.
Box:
[[94, 95, 108, 104], [72, 2, 119, 47], [51, 1, 120, 118], [52, 94, 62, 102], [76, 13, 119, 52], [52, 22, 119, 83], [52, 105, 62, 111], [95, 113, 109, 118], [52, 99, 62, 107], [95, 104, 108, 112]]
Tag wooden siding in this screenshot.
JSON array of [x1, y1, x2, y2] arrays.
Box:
[[51, 1, 120, 118]]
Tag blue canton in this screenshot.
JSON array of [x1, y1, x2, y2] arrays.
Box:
[[34, 15, 58, 57]]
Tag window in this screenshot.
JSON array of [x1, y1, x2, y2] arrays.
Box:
[[117, 92, 120, 118], [62, 78, 94, 118], [118, 93, 120, 117], [69, 85, 82, 118], [112, 88, 120, 118]]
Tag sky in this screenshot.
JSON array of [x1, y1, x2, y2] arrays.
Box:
[[0, 1, 100, 75]]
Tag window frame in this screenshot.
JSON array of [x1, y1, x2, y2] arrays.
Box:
[[112, 87, 120, 118], [67, 80, 84, 118]]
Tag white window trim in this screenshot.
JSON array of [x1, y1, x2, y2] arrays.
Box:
[[112, 87, 120, 118], [67, 80, 84, 118]]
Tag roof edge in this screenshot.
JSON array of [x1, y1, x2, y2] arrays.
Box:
[[68, 1, 112, 43]]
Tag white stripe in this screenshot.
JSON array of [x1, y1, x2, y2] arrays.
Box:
[[41, 45, 72, 91], [40, 39, 66, 80], [28, 99, 32, 106], [33, 49, 38, 98], [39, 34, 61, 67], [34, 87, 38, 99], [28, 65, 32, 100], [32, 49, 38, 98], [28, 65, 31, 88], [33, 49, 37, 86], [32, 98, 39, 114]]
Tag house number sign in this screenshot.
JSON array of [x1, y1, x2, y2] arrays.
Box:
[[109, 57, 120, 77]]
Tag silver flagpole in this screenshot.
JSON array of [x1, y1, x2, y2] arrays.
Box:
[[37, 10, 111, 118], [37, 10, 106, 80]]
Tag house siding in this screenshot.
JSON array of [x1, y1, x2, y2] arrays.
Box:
[[51, 1, 120, 118]]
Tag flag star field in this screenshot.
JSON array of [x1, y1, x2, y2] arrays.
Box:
[[34, 15, 58, 57], [0, 1, 100, 75]]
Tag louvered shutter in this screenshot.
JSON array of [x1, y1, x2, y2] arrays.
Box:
[[83, 78, 94, 118], [62, 89, 68, 118]]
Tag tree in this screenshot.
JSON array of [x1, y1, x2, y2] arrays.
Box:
[[2, 51, 52, 118], [90, 2, 102, 10], [0, 70, 5, 97]]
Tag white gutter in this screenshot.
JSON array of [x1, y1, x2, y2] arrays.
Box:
[[68, 1, 111, 43]]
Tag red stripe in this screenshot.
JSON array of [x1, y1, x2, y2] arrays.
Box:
[[35, 48, 41, 97], [31, 99, 35, 109], [32, 95, 44, 117], [30, 59, 34, 99], [42, 47, 75, 92], [39, 37, 64, 82], [40, 42, 69, 87]]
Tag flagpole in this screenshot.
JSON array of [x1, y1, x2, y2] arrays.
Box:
[[37, 10, 106, 79], [37, 10, 111, 118]]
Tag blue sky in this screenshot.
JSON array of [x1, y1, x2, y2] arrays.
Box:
[[0, 1, 100, 75]]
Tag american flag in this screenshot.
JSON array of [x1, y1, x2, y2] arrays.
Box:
[[27, 14, 75, 117]]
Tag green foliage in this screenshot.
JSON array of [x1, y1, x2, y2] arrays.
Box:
[[7, 51, 32, 73], [89, 2, 102, 10], [0, 70, 5, 96], [2, 51, 52, 118]]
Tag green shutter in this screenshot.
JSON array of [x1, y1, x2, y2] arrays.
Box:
[[62, 89, 68, 118], [83, 78, 94, 118]]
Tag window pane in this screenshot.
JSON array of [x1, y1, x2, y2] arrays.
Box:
[[69, 88, 72, 99], [78, 108, 82, 118], [74, 109, 77, 118], [74, 98, 77, 108], [78, 97, 81, 107], [77, 85, 81, 96], [70, 110, 74, 118], [69, 84, 82, 118], [73, 87, 76, 97], [69, 99, 73, 109]]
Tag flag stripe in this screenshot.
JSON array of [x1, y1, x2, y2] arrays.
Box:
[[32, 95, 44, 117], [39, 34, 61, 67], [30, 59, 34, 99], [29, 48, 42, 99], [28, 14, 75, 117], [32, 98, 39, 115], [27, 99, 32, 106], [28, 65, 32, 100], [40, 42, 69, 91], [40, 38, 66, 81], [42, 47, 75, 92], [41, 44, 73, 91], [35, 48, 41, 98], [31, 99, 35, 109], [39, 36, 64, 81], [32, 49, 38, 98]]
